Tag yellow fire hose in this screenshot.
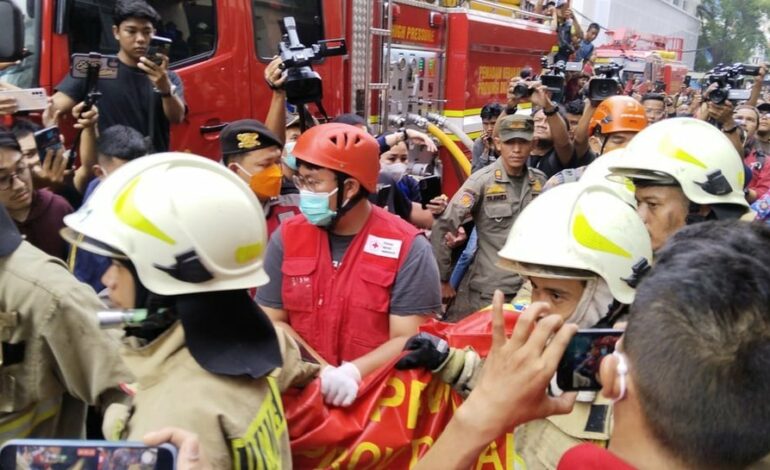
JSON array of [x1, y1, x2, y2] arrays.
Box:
[[426, 123, 471, 178]]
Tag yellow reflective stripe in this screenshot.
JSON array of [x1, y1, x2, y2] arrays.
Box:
[[0, 398, 61, 444], [230, 377, 285, 470], [572, 211, 631, 258], [114, 177, 176, 245], [444, 108, 483, 118], [659, 133, 707, 169], [235, 243, 263, 264]]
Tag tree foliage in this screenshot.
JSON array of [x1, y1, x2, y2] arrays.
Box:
[[695, 0, 770, 71]]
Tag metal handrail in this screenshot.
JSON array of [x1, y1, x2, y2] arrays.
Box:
[[465, 0, 553, 23]]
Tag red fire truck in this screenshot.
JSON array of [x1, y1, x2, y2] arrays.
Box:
[[2, 0, 555, 195], [592, 28, 688, 95]]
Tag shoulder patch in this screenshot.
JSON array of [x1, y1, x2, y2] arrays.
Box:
[[456, 191, 476, 208]]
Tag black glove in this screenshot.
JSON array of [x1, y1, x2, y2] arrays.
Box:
[[395, 332, 450, 371]]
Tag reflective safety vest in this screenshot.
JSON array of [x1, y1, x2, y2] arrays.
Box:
[[280, 206, 418, 365]]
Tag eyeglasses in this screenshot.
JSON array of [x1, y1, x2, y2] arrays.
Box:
[[0, 160, 29, 191], [293, 174, 328, 192]]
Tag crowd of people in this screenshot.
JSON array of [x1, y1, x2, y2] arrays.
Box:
[[0, 0, 769, 469]]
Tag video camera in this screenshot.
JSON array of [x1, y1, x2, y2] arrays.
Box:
[[589, 62, 622, 104], [278, 17, 346, 106], [510, 57, 582, 103], [706, 63, 761, 104]]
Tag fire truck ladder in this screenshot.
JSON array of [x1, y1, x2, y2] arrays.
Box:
[[351, 0, 393, 133]]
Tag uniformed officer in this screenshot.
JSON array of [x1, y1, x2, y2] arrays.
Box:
[[0, 203, 132, 444], [220, 119, 300, 236], [61, 154, 318, 469], [431, 114, 547, 321]]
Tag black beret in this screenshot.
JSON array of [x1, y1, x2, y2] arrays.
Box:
[[219, 119, 283, 156]]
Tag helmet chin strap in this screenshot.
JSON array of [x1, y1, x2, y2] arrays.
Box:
[[685, 202, 712, 225], [327, 175, 365, 231]]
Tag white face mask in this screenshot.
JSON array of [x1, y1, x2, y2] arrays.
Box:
[[381, 162, 407, 180]]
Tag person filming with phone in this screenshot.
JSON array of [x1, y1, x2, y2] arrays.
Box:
[[52, 0, 186, 153]]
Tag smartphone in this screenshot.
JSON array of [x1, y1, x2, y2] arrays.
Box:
[[556, 329, 623, 392], [33, 126, 63, 163], [418, 175, 442, 208], [0, 88, 47, 111], [147, 36, 172, 66], [0, 439, 177, 469], [70, 53, 120, 79], [376, 184, 392, 208], [683, 75, 692, 88]]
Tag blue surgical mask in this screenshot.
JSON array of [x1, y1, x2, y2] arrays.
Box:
[[283, 142, 298, 171], [299, 188, 338, 226]]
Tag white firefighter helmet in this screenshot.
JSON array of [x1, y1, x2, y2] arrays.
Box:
[[498, 183, 652, 304], [579, 149, 636, 207], [62, 152, 269, 295], [608, 118, 749, 215]]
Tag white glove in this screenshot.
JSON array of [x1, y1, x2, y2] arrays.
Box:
[[320, 361, 362, 407]]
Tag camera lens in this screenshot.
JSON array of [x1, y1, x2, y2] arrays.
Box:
[[513, 83, 531, 99], [709, 89, 728, 105]]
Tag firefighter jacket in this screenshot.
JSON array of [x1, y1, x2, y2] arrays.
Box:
[[431, 158, 546, 296], [281, 206, 419, 366], [119, 322, 319, 470], [515, 394, 612, 470], [0, 241, 132, 443]]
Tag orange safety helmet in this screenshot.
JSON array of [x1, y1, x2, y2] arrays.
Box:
[[291, 123, 380, 192], [589, 95, 648, 136]]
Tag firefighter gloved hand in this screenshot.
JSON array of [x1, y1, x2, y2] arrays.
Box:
[[320, 362, 362, 407], [395, 332, 450, 371]]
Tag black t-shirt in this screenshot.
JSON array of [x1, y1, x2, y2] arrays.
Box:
[[528, 147, 594, 178], [56, 61, 185, 152]]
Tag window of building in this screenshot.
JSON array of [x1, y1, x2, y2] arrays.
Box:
[[67, 0, 216, 67], [252, 0, 324, 61]]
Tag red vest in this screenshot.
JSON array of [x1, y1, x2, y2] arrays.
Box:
[[281, 206, 418, 365]]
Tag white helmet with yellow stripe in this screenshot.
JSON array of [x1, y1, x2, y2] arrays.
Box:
[[579, 149, 636, 207], [62, 153, 269, 295], [498, 182, 652, 305], [608, 118, 749, 217]]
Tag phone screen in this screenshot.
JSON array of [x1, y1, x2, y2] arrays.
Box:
[[556, 329, 622, 392], [33, 126, 62, 161], [0, 440, 176, 470]]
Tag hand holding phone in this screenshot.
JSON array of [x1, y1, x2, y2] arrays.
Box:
[[419, 175, 442, 209]]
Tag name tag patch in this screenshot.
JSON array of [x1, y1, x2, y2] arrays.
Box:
[[364, 235, 402, 259]]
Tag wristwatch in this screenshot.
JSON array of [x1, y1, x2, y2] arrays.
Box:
[[399, 127, 409, 142], [159, 84, 178, 98], [722, 124, 739, 134], [543, 106, 559, 117]]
